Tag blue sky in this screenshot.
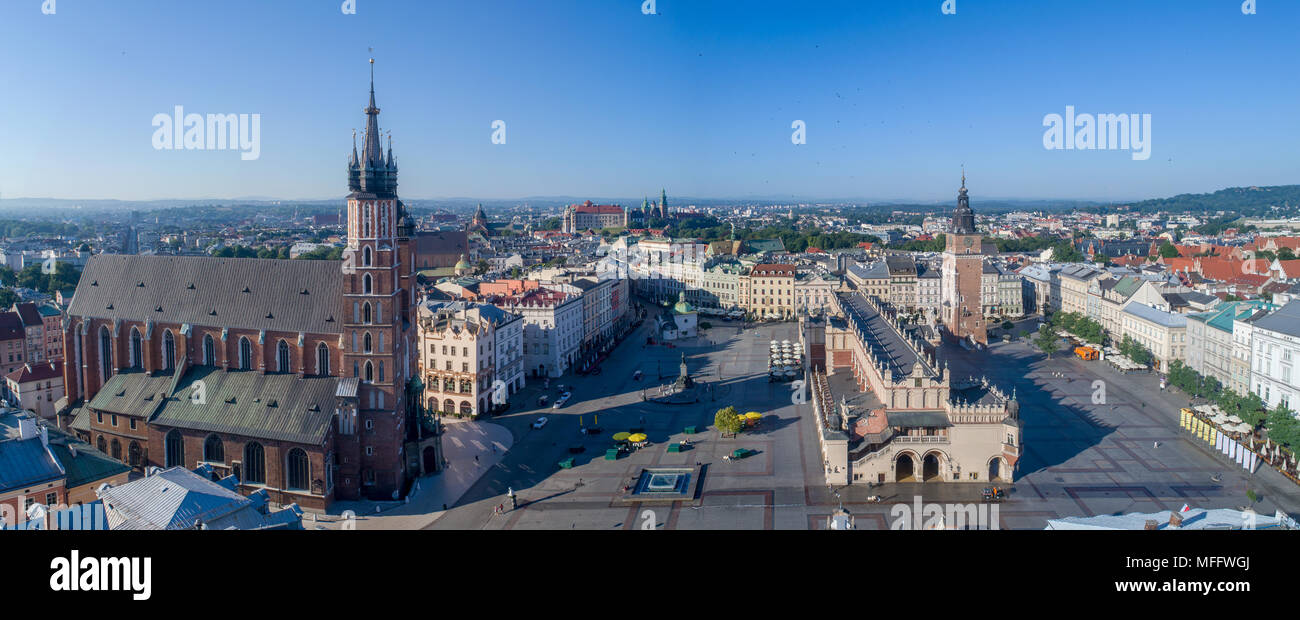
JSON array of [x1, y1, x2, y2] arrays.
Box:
[[1, 0, 1296, 203]]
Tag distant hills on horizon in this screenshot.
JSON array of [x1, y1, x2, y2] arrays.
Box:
[[1, 185, 1297, 217]]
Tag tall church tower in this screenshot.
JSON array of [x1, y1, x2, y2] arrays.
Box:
[[940, 170, 987, 344], [342, 59, 416, 499]]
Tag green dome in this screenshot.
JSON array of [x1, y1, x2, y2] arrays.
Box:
[[673, 291, 694, 314], [454, 254, 471, 269]]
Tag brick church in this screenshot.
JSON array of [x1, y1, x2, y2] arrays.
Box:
[[57, 62, 433, 509]]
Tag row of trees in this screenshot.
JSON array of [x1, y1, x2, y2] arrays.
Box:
[[1116, 335, 1153, 366], [668, 217, 880, 253], [1049, 311, 1104, 344], [0, 261, 82, 295], [1166, 359, 1300, 448]]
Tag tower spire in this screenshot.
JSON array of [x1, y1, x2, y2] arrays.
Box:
[[362, 58, 383, 168]]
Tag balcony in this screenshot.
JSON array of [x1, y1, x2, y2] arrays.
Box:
[[893, 435, 950, 444]]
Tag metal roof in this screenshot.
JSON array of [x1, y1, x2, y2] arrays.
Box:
[[99, 466, 263, 530], [886, 411, 953, 428], [87, 370, 173, 417], [149, 366, 339, 446], [1122, 302, 1187, 328], [0, 413, 64, 493], [68, 254, 345, 335], [1253, 300, 1300, 338]]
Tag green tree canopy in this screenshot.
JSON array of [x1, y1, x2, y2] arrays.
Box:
[[714, 406, 742, 436], [1034, 326, 1060, 359]]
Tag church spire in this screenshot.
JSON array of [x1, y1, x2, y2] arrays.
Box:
[[351, 58, 396, 197], [362, 58, 383, 168]]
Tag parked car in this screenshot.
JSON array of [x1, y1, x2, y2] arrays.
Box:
[[553, 392, 572, 409], [531, 416, 548, 429]]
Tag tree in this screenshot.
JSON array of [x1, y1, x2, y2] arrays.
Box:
[[1279, 247, 1296, 260], [1034, 326, 1060, 359], [295, 246, 344, 261], [1158, 241, 1180, 259], [0, 288, 16, 309], [1050, 242, 1087, 263], [714, 406, 742, 436], [1118, 335, 1152, 367], [1266, 406, 1300, 449]]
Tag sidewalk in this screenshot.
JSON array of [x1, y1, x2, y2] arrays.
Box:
[[320, 421, 514, 530]]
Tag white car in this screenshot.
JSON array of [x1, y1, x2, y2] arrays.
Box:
[[552, 392, 572, 409], [531, 417, 548, 429]]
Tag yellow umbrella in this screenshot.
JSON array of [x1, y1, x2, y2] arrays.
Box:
[[744, 412, 762, 419], [612, 432, 631, 441], [628, 433, 647, 443]]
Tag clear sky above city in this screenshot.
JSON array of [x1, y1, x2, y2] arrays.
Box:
[[1, 0, 1297, 203]]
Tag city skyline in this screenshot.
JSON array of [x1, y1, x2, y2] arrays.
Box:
[[2, 1, 1298, 203]]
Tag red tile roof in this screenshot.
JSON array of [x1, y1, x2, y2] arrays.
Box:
[[5, 361, 61, 384]]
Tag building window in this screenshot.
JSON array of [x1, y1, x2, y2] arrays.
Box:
[[364, 361, 374, 382], [364, 333, 373, 353], [239, 337, 252, 370], [204, 434, 224, 463], [363, 302, 372, 324], [277, 340, 291, 373], [164, 429, 184, 468], [317, 342, 330, 376], [286, 448, 310, 491], [128, 441, 142, 468], [203, 334, 215, 366], [100, 326, 113, 382], [162, 330, 176, 371], [363, 273, 373, 295], [363, 245, 372, 267], [244, 442, 266, 484], [129, 328, 142, 369], [97, 435, 107, 453]]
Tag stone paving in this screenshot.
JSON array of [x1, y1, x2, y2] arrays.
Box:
[[420, 315, 1300, 530], [319, 421, 513, 530]]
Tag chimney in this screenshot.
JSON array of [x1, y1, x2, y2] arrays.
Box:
[[1168, 511, 1184, 528], [17, 415, 37, 441]]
